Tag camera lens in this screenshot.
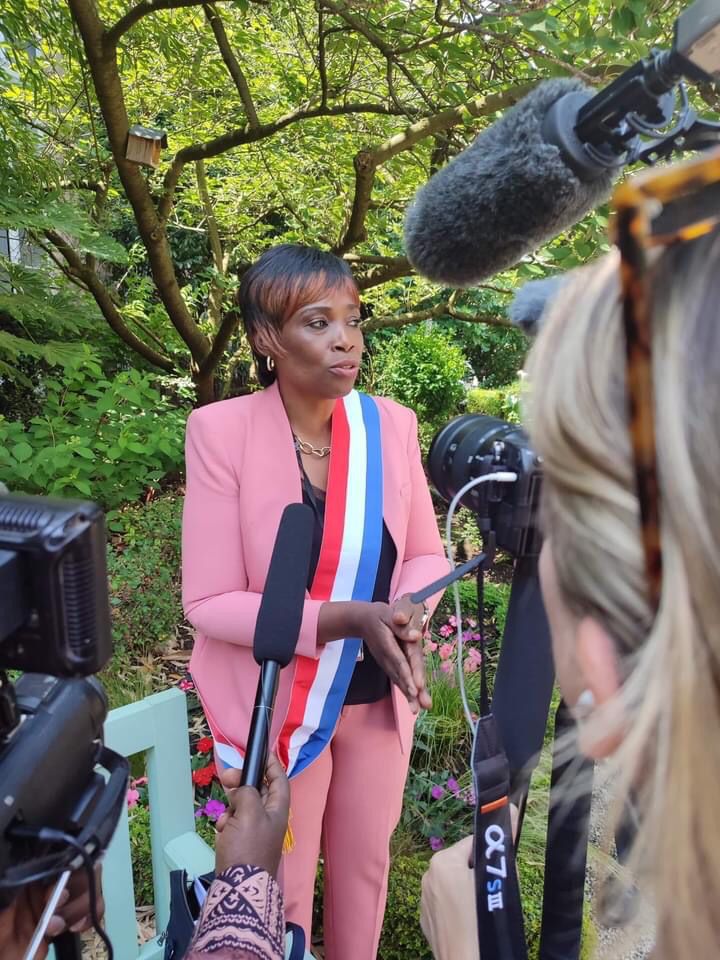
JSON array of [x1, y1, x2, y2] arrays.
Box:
[[428, 414, 520, 509]]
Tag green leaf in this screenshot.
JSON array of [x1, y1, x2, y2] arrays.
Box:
[[11, 442, 33, 463]]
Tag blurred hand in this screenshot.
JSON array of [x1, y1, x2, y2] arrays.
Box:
[[214, 753, 290, 878], [46, 864, 103, 938], [0, 884, 54, 960]]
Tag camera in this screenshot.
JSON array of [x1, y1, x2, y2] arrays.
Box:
[[0, 493, 128, 924], [428, 414, 543, 558]]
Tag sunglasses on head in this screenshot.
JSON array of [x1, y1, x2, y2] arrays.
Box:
[[612, 146, 720, 612]]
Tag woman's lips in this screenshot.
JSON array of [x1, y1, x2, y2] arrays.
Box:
[[328, 363, 359, 378]]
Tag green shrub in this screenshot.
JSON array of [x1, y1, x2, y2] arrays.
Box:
[[105, 493, 184, 669], [128, 805, 154, 907], [0, 364, 191, 509], [466, 382, 522, 424], [379, 854, 433, 960], [373, 325, 466, 429]]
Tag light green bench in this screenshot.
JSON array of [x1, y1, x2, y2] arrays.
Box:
[[100, 687, 215, 960]]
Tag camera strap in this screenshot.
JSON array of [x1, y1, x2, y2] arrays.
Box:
[[472, 713, 528, 960], [472, 562, 528, 960]]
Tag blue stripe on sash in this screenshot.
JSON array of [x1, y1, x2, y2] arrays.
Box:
[[292, 394, 383, 776]]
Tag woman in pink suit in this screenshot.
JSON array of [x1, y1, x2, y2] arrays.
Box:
[[182, 244, 449, 959]]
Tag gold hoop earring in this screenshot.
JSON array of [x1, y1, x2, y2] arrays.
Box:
[[266, 356, 275, 372]]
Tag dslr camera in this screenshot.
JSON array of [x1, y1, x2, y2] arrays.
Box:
[[0, 493, 128, 947]]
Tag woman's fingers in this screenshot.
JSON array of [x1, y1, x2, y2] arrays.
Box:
[[263, 753, 290, 818], [404, 641, 432, 710]]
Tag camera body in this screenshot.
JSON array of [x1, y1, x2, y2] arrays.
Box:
[[427, 414, 543, 558], [0, 493, 127, 905]]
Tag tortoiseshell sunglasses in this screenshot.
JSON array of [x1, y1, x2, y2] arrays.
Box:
[[612, 146, 720, 612]]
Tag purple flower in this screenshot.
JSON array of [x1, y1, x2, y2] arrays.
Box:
[[429, 836, 444, 852], [447, 777, 460, 796], [204, 799, 227, 821], [431, 784, 445, 800], [194, 807, 204, 819]]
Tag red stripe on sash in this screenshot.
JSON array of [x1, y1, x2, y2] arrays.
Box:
[[277, 400, 350, 769]]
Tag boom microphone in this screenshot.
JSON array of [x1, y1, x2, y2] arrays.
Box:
[[241, 503, 313, 789], [403, 78, 616, 288], [405, 1, 720, 289]]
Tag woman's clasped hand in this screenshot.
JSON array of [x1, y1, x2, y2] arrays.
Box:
[[355, 597, 431, 713]]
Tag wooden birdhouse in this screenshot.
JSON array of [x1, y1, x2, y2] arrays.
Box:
[[125, 125, 168, 168]]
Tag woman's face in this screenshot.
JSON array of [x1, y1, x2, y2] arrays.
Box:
[[273, 284, 364, 400]]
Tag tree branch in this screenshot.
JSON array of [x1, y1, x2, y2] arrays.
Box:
[[69, 0, 212, 366], [354, 257, 413, 291], [195, 159, 228, 330], [202, 3, 260, 128], [157, 100, 408, 221], [362, 297, 509, 332], [334, 82, 532, 255], [200, 308, 242, 377], [319, 0, 436, 110], [45, 230, 176, 371], [107, 0, 235, 45]]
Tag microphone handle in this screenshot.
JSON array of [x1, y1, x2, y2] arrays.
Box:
[[241, 660, 281, 790]]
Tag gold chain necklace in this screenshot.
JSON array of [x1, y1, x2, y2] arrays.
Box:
[[294, 434, 331, 459]]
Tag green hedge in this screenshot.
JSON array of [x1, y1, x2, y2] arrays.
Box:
[[466, 382, 522, 423]]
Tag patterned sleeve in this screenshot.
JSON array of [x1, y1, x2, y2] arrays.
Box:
[[185, 865, 286, 960]]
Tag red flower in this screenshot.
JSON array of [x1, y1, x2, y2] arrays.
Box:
[[196, 737, 214, 754], [192, 762, 216, 787]]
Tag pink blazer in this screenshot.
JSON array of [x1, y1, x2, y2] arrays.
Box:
[[182, 382, 449, 757]]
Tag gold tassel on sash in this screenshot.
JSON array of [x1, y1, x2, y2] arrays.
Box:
[[283, 808, 295, 853]]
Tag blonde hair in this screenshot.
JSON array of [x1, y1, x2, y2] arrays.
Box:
[[526, 231, 720, 958]]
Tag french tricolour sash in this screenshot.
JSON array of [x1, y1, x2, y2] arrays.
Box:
[[212, 390, 384, 779], [278, 390, 383, 778]]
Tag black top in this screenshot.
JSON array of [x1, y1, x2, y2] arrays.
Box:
[[299, 466, 396, 705]]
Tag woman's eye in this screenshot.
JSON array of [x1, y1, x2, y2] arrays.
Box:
[[308, 318, 328, 329], [348, 317, 362, 326]]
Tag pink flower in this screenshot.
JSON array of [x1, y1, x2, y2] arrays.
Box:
[[431, 784, 445, 800], [424, 640, 437, 654], [448, 615, 457, 628], [439, 643, 454, 661], [464, 658, 478, 674], [447, 777, 460, 796], [467, 648, 482, 667], [203, 799, 227, 821], [438, 624, 453, 638], [440, 660, 454, 675], [465, 618, 477, 628], [126, 788, 140, 809], [429, 836, 444, 852], [131, 776, 148, 788], [179, 679, 195, 692]]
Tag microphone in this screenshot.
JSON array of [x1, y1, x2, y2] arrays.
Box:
[[403, 77, 616, 288], [241, 503, 313, 790], [508, 276, 567, 337], [405, 0, 720, 290]]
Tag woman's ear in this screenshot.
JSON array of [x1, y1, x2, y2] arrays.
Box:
[[576, 617, 623, 759]]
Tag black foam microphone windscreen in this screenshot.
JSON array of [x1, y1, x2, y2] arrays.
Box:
[[404, 78, 616, 287], [252, 503, 314, 666]]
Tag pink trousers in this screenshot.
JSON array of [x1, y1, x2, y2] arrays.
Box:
[[279, 696, 411, 960]]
